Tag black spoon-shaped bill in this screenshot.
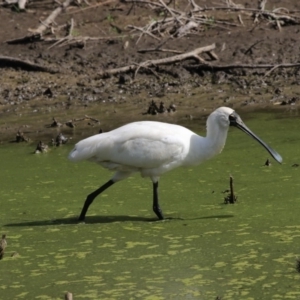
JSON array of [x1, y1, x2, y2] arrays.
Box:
[[229, 113, 283, 164]]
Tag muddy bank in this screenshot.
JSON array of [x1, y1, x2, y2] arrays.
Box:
[[1, 0, 300, 144]]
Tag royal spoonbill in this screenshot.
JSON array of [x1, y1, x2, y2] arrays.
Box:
[[68, 106, 282, 221]]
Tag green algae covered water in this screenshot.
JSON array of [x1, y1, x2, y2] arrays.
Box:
[[1, 111, 300, 299]]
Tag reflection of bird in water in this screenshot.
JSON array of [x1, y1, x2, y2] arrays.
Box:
[[69, 107, 282, 221], [0, 234, 7, 260]]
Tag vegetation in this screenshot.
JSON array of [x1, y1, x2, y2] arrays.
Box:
[[1, 112, 300, 299]]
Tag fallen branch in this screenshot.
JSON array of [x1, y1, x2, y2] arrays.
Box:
[[35, 0, 73, 36], [126, 0, 238, 44], [0, 56, 57, 73], [66, 0, 116, 14], [186, 62, 300, 73], [44, 34, 127, 48], [5, 0, 74, 44], [6, 34, 41, 45], [98, 44, 216, 78]]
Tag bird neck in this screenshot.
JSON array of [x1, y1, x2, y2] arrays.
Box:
[[204, 120, 229, 158]]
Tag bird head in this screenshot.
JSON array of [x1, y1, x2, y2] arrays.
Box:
[[212, 107, 235, 129], [213, 107, 282, 164]]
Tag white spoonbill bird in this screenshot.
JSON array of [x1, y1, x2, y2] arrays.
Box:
[[68, 107, 282, 221]]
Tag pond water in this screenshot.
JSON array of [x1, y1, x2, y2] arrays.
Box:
[[1, 111, 300, 299]]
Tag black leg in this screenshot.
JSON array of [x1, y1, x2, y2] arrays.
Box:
[[152, 182, 164, 220], [78, 179, 115, 221]]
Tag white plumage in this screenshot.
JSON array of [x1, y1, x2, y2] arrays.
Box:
[[69, 106, 282, 221]]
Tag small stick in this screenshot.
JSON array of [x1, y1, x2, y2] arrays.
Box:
[[65, 292, 73, 300], [229, 176, 234, 202], [244, 39, 264, 55], [0, 234, 7, 260], [224, 175, 237, 204], [258, 0, 267, 11], [138, 48, 183, 54], [264, 64, 280, 77], [238, 14, 244, 26], [159, 0, 184, 25]]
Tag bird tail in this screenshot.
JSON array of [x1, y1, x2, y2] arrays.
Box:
[[68, 135, 101, 162]]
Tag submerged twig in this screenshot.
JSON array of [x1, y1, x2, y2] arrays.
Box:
[[296, 258, 300, 273], [224, 175, 237, 204], [0, 234, 7, 260]]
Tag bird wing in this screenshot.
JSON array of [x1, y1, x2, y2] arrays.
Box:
[[109, 134, 185, 169]]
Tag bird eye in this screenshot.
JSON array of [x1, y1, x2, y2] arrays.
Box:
[[229, 114, 238, 126], [229, 114, 236, 122]]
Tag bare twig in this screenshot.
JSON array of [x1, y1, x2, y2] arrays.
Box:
[[138, 48, 183, 54], [189, 0, 202, 11], [159, 0, 184, 25], [5, 0, 74, 44], [47, 18, 75, 49], [244, 39, 264, 55], [34, 0, 73, 36], [67, 0, 116, 14], [258, 0, 267, 11], [237, 14, 244, 26], [45, 35, 126, 48], [128, 24, 160, 44], [264, 65, 280, 77]]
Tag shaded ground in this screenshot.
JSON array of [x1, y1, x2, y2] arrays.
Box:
[[1, 0, 300, 145]]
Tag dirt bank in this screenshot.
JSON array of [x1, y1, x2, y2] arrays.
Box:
[[1, 0, 300, 144]]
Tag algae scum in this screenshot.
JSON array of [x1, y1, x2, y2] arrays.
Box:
[[1, 112, 300, 299]]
